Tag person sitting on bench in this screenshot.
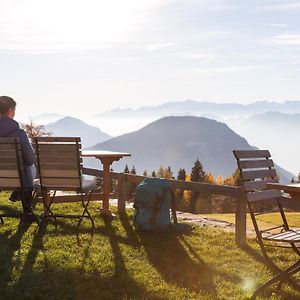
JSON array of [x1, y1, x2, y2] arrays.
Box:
[[0, 96, 36, 223]]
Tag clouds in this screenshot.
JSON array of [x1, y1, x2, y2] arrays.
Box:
[[1, 0, 300, 119], [264, 34, 300, 46]]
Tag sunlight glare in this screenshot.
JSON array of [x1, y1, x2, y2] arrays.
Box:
[[242, 278, 257, 292], [1, 0, 162, 51]]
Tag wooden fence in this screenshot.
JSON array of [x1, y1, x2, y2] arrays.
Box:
[[83, 167, 247, 246]]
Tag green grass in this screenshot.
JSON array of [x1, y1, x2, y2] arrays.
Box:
[[201, 213, 300, 231], [1, 192, 300, 300]]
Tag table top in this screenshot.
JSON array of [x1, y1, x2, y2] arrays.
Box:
[[81, 150, 131, 158], [267, 182, 300, 193]]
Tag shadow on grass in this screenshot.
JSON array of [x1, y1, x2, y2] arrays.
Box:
[[0, 220, 31, 293], [1, 216, 164, 300], [240, 243, 300, 299], [3, 268, 165, 300]]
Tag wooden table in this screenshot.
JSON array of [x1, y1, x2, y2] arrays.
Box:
[[82, 150, 131, 216], [267, 183, 300, 201]]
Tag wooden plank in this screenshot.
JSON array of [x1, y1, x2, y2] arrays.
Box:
[[238, 159, 274, 169], [241, 169, 277, 181], [0, 163, 18, 170], [0, 137, 19, 143], [247, 189, 282, 202], [0, 178, 21, 188], [35, 137, 81, 143], [40, 169, 80, 178], [0, 170, 19, 177], [0, 150, 18, 157], [0, 158, 19, 164], [38, 156, 80, 164], [233, 150, 271, 159], [243, 178, 278, 192], [37, 144, 80, 151], [37, 150, 80, 158], [39, 163, 79, 170], [41, 178, 81, 188], [0, 144, 16, 150]]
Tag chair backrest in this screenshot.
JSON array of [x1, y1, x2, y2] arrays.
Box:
[[34, 137, 82, 191], [0, 137, 24, 189], [233, 149, 288, 234], [233, 150, 282, 202]]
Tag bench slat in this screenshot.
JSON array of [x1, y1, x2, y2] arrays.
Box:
[[241, 169, 277, 181], [0, 170, 19, 177], [234, 150, 271, 159], [238, 159, 274, 169], [247, 189, 282, 202], [36, 144, 81, 151], [0, 178, 21, 188], [40, 169, 80, 178], [35, 137, 81, 143], [243, 178, 278, 191]]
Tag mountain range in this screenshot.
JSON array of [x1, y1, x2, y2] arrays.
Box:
[[95, 100, 300, 120], [85, 116, 293, 183], [45, 117, 111, 148]]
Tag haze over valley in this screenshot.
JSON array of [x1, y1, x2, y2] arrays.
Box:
[[34, 99, 300, 179]]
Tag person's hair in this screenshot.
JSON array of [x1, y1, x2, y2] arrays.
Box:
[[0, 96, 16, 116]]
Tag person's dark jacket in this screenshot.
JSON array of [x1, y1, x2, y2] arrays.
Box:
[[0, 116, 36, 188], [0, 116, 35, 165]]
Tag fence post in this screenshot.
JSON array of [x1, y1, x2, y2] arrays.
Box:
[[235, 192, 247, 246], [117, 173, 127, 213]]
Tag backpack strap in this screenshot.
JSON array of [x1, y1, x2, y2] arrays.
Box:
[[168, 187, 177, 224], [149, 187, 169, 227], [149, 187, 178, 227]]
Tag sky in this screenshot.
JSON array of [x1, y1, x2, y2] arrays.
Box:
[[1, 0, 300, 121]]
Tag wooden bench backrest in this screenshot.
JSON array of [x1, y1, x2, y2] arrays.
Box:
[[233, 150, 282, 202], [34, 137, 82, 190], [0, 137, 23, 189]]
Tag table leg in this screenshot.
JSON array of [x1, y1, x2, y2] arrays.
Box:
[[99, 158, 114, 216]]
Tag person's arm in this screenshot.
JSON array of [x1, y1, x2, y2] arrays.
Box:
[[18, 129, 36, 165]]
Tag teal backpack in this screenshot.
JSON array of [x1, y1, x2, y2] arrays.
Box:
[[133, 178, 177, 230]]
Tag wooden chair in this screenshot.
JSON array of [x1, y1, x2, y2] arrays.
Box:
[[0, 137, 25, 224], [233, 150, 300, 298], [34, 137, 96, 229]]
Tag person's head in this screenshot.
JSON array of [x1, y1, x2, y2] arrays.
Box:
[[0, 96, 16, 119]]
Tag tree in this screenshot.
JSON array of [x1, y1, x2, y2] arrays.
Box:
[[204, 172, 215, 184], [143, 170, 148, 177], [157, 166, 164, 178], [21, 118, 52, 139], [124, 164, 130, 173], [130, 166, 136, 175], [190, 159, 207, 213], [151, 171, 156, 178], [177, 168, 186, 181], [190, 159, 206, 182]]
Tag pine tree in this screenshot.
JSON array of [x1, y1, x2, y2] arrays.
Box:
[[177, 168, 186, 181], [130, 166, 136, 175], [190, 159, 206, 182], [151, 171, 156, 178], [124, 164, 130, 173]]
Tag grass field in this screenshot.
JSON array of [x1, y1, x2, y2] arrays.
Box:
[[201, 212, 300, 232], [1, 192, 300, 300]]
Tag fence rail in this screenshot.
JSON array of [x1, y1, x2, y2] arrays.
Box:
[[83, 167, 247, 246]]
